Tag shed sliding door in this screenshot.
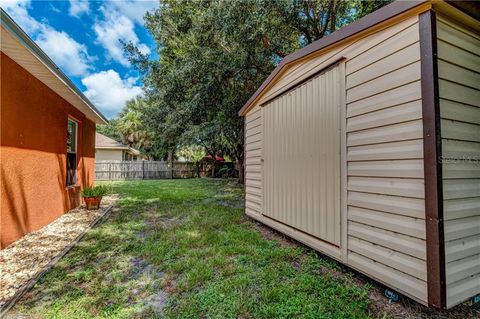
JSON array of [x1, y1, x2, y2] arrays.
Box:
[[263, 63, 344, 246]]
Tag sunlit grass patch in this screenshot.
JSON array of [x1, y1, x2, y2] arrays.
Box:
[[12, 179, 371, 319]]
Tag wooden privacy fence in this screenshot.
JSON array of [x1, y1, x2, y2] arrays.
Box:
[[95, 161, 197, 180]]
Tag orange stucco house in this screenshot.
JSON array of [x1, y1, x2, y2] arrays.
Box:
[[0, 9, 108, 248]]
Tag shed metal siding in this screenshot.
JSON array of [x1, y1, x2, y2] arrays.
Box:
[[257, 17, 420, 107], [245, 106, 263, 218], [344, 17, 428, 303], [262, 64, 343, 245], [436, 16, 480, 308], [243, 14, 429, 305]]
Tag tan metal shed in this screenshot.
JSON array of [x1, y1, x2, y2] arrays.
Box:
[[239, 0, 479, 310]]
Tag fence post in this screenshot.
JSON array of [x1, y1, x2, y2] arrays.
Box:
[[97, 160, 198, 181]]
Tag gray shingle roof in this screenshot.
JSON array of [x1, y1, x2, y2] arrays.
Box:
[[95, 133, 126, 148]]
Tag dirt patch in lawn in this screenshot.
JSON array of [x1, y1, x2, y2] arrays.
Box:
[[0, 195, 118, 313], [128, 256, 168, 315], [202, 191, 244, 210], [248, 218, 480, 319], [130, 257, 165, 280], [142, 206, 184, 232]]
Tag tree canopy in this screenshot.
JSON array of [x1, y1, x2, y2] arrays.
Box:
[[109, 0, 393, 179]]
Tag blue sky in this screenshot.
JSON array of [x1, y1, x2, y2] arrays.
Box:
[[1, 0, 159, 118]]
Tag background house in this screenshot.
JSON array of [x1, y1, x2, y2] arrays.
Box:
[[95, 133, 142, 161], [0, 9, 107, 248]]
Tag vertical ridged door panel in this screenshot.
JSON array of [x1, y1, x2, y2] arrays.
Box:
[[263, 64, 342, 246]]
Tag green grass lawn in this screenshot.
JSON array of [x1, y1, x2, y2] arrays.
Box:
[[13, 179, 372, 318]]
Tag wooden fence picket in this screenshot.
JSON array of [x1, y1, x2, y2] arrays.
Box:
[[95, 161, 198, 180]]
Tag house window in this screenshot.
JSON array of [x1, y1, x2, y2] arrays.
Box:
[[66, 119, 78, 186]]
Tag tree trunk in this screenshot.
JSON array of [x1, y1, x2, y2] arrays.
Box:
[[238, 157, 244, 184], [167, 150, 173, 179], [211, 161, 216, 178], [235, 141, 245, 184]]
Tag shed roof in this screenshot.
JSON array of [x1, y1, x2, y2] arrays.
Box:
[[0, 8, 108, 124], [238, 0, 478, 116]]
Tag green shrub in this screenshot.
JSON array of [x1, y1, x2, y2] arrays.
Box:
[[81, 185, 109, 198], [217, 167, 232, 178]]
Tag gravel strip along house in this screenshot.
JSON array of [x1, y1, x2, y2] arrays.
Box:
[[239, 0, 479, 310]]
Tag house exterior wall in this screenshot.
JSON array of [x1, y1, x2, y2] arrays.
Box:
[[244, 13, 429, 305], [0, 53, 96, 249], [96, 149, 124, 161], [436, 16, 480, 308]]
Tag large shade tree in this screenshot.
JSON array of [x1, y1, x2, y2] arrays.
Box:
[[124, 0, 392, 181]]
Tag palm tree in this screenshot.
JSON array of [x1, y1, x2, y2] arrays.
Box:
[[116, 97, 152, 150]]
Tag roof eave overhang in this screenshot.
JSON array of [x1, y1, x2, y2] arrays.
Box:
[[444, 0, 480, 22], [0, 8, 108, 124], [238, 0, 432, 117], [128, 147, 141, 155]]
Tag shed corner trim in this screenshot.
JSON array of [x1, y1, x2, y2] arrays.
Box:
[[419, 8, 446, 310]]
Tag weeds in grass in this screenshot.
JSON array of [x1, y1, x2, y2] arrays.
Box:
[[13, 179, 370, 319]]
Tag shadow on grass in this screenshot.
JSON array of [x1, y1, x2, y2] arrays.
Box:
[[10, 179, 243, 318], [8, 179, 390, 319]]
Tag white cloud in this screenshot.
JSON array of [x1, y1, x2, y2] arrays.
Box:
[[68, 0, 90, 17], [0, 0, 40, 33], [2, 0, 93, 77], [107, 0, 158, 25], [137, 43, 151, 55], [49, 3, 61, 13], [82, 70, 142, 116], [93, 5, 151, 66], [3, 0, 145, 117], [36, 28, 93, 77]]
